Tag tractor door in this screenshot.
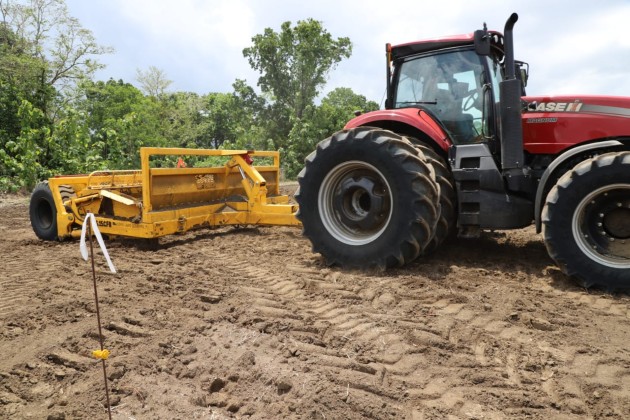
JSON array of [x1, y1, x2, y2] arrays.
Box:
[[393, 48, 490, 145]]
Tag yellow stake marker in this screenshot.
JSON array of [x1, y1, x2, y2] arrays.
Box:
[[92, 349, 110, 360]]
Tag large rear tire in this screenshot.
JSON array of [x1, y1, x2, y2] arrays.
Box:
[[414, 144, 457, 254], [30, 181, 59, 241], [542, 151, 630, 291], [296, 127, 440, 269]]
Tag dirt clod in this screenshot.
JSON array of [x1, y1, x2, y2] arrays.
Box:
[[208, 377, 227, 393]]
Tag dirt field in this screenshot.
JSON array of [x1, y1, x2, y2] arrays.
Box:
[[1, 188, 630, 420]]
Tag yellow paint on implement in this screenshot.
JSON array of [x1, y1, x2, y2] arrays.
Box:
[[48, 147, 300, 240]]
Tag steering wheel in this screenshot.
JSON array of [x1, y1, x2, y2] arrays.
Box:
[[463, 89, 480, 112]]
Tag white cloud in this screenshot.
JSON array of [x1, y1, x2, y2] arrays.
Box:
[[113, 0, 255, 48], [517, 3, 630, 95], [104, 0, 257, 91]]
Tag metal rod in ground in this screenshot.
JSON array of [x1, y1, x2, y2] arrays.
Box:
[[88, 224, 112, 420]]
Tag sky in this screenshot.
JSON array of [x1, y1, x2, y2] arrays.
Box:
[[64, 0, 630, 105]]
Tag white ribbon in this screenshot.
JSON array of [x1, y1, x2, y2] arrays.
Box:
[[80, 213, 117, 273]]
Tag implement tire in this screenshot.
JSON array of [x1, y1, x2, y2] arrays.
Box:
[[542, 151, 630, 291], [296, 127, 440, 269], [58, 184, 76, 204], [30, 181, 59, 241]]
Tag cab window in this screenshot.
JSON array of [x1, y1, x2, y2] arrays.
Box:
[[394, 49, 486, 144]]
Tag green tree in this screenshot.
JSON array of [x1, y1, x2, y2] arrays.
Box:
[[2, 0, 111, 91], [76, 79, 166, 169], [0, 18, 50, 139], [45, 105, 95, 175], [0, 14, 53, 190], [222, 79, 269, 150], [0, 0, 111, 190], [242, 18, 352, 147], [316, 87, 379, 132], [283, 87, 379, 178], [0, 99, 49, 190], [159, 91, 209, 148], [136, 66, 172, 98], [162, 80, 271, 152]]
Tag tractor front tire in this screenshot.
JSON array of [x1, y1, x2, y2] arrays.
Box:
[[30, 181, 59, 241], [542, 151, 630, 291], [296, 127, 440, 269]]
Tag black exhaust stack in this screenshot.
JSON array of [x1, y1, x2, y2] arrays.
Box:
[[499, 13, 526, 188]]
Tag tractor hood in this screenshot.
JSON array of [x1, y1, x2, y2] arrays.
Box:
[[522, 94, 630, 155]]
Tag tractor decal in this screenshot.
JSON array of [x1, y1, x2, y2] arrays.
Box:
[[533, 101, 630, 117], [580, 104, 630, 118], [534, 102, 583, 112], [526, 117, 558, 124]]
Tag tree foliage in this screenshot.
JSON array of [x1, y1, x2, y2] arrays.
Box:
[[0, 0, 111, 190], [284, 88, 379, 178], [78, 79, 167, 168], [1, 0, 112, 89], [243, 18, 352, 147], [136, 66, 172, 97]]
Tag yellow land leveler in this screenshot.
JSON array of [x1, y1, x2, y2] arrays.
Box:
[[29, 147, 300, 242]]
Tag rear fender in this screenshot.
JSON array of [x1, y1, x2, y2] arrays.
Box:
[[534, 140, 624, 232], [344, 108, 451, 153]]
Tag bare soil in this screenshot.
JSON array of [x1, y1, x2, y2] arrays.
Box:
[[1, 188, 630, 419]]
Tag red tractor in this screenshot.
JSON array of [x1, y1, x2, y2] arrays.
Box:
[[295, 13, 630, 291]]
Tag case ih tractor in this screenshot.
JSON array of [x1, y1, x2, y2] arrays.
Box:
[[295, 13, 630, 291]]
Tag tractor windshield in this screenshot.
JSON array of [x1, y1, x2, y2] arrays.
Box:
[[394, 49, 486, 144]]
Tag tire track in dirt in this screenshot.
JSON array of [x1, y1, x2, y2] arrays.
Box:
[[220, 257, 526, 418], [0, 273, 33, 318], [535, 282, 630, 318], [0, 246, 69, 318], [0, 201, 38, 319], [452, 291, 630, 417], [220, 248, 630, 419], [221, 260, 410, 417]]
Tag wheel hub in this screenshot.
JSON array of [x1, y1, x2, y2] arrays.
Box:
[[334, 176, 387, 231], [574, 184, 630, 266], [602, 207, 630, 239]]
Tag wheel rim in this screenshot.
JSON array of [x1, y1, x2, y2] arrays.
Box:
[[573, 183, 630, 268], [318, 161, 393, 245], [36, 197, 54, 230]]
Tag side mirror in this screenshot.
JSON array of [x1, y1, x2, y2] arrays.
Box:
[[474, 24, 491, 56], [515, 60, 529, 95], [516, 62, 529, 86]]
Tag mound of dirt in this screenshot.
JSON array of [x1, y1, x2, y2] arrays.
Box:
[[1, 193, 629, 419]]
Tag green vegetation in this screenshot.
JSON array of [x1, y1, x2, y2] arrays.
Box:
[[0, 1, 378, 192]]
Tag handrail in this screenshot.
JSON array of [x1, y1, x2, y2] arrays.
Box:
[[86, 169, 143, 189]]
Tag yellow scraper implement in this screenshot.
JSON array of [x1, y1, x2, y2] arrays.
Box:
[[37, 147, 300, 240]]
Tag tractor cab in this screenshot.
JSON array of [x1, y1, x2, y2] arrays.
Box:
[[384, 15, 530, 191], [385, 29, 510, 148]]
